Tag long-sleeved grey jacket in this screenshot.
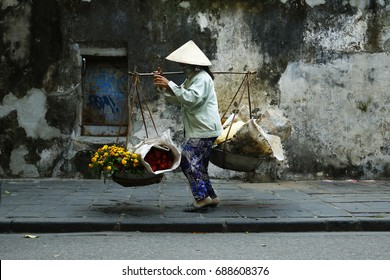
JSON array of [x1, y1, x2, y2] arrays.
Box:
[[163, 70, 223, 139]]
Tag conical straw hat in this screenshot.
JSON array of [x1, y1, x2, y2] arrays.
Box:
[[166, 40, 212, 66]]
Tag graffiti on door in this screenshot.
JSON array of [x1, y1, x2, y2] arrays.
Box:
[[81, 57, 128, 136]]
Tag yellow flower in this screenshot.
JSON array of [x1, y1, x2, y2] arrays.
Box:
[[89, 144, 145, 183]]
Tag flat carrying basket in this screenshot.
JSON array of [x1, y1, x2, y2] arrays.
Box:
[[112, 171, 163, 187], [209, 71, 265, 172], [210, 146, 265, 172]]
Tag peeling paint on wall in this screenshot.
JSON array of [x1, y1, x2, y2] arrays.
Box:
[[189, 12, 209, 32], [305, 0, 326, 8], [347, 0, 386, 10], [179, 1, 191, 9], [0, 89, 61, 140], [196, 7, 267, 112], [305, 10, 367, 53], [1, 0, 20, 10], [10, 145, 39, 177], [280, 0, 389, 10], [2, 2, 31, 64]]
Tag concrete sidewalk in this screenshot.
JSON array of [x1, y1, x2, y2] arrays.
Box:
[[1, 174, 390, 233]]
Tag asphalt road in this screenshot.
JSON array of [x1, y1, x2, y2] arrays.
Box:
[[1, 231, 390, 260]]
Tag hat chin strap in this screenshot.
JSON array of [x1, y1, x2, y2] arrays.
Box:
[[181, 64, 201, 76]]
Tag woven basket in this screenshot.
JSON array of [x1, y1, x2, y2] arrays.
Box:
[[112, 171, 163, 187], [210, 147, 265, 172]]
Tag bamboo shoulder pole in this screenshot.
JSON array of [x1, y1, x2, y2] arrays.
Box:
[[128, 71, 257, 76]]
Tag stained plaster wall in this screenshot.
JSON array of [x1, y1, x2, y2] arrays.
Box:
[[0, 0, 389, 180]]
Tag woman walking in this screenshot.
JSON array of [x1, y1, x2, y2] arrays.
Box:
[[153, 40, 223, 212]]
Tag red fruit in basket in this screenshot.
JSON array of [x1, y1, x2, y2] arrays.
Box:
[[145, 147, 174, 171]]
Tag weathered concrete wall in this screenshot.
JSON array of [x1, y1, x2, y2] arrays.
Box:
[[279, 0, 390, 179], [280, 54, 390, 179], [0, 0, 389, 180]]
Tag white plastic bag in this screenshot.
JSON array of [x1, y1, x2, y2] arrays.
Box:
[[222, 119, 285, 161], [257, 107, 292, 142], [131, 130, 181, 175]]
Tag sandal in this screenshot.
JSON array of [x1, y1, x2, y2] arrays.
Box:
[[183, 203, 210, 213], [209, 197, 220, 208]]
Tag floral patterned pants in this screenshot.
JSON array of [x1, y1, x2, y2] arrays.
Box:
[[180, 137, 218, 201]]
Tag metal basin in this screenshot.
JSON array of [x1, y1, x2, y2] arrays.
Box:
[[210, 147, 265, 172]]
